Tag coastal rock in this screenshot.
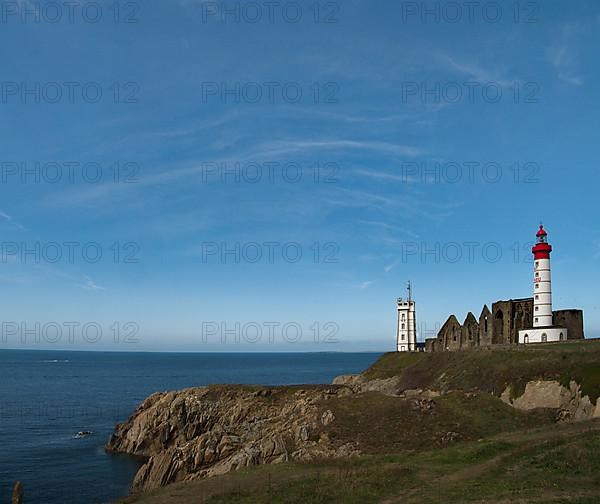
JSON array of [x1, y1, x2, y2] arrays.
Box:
[[321, 409, 335, 426], [12, 482, 23, 504], [400, 389, 441, 399], [332, 374, 363, 386], [106, 385, 355, 492], [359, 376, 402, 395], [501, 380, 599, 422], [332, 374, 402, 395], [440, 431, 461, 445]]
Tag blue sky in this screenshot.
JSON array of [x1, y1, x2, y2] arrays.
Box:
[[1, 0, 599, 352]]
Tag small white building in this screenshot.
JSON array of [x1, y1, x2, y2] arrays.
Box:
[[518, 225, 568, 344], [397, 282, 417, 352]]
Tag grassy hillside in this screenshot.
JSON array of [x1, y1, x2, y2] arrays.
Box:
[[364, 340, 600, 401], [120, 340, 600, 503], [321, 391, 553, 455], [124, 420, 600, 503]]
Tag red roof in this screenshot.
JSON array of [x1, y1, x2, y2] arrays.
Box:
[[536, 225, 547, 237]]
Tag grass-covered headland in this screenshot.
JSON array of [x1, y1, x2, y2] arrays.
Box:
[[120, 340, 600, 503]]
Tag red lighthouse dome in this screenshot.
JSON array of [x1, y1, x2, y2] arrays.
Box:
[[532, 225, 552, 259], [536, 225, 547, 238]]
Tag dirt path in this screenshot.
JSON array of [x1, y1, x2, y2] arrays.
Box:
[[382, 419, 600, 504], [447, 419, 600, 482]]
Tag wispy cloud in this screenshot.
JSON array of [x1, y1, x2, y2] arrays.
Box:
[[322, 188, 459, 222], [42, 137, 426, 211], [359, 280, 374, 290], [138, 110, 244, 140], [322, 188, 395, 210], [350, 168, 408, 183], [441, 55, 518, 87], [547, 22, 585, 86], [358, 220, 420, 239], [290, 107, 418, 125], [252, 139, 425, 159], [82, 277, 105, 291], [384, 263, 395, 273], [0, 210, 26, 231]]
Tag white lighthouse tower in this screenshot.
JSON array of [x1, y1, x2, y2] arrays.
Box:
[[519, 225, 567, 344], [397, 281, 417, 352]]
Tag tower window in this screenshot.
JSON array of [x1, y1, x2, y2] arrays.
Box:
[[535, 306, 539, 311], [535, 317, 539, 323], [535, 295, 539, 300], [535, 261, 539, 269], [535, 284, 539, 289], [401, 323, 405, 330]]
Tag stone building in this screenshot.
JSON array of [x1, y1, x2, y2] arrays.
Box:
[[425, 298, 584, 352]]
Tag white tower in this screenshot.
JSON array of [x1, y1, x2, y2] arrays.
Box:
[[519, 225, 567, 344], [397, 281, 417, 352]]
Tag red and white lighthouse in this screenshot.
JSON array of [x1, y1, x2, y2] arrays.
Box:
[[532, 225, 554, 328], [519, 225, 568, 344]]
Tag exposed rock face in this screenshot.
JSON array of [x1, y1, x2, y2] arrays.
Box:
[[334, 374, 599, 423], [331, 374, 365, 392], [12, 482, 23, 504], [332, 374, 402, 395], [335, 374, 600, 424], [106, 386, 357, 492], [501, 380, 600, 422], [331, 374, 362, 386]]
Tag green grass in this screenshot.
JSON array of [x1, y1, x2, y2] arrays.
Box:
[[193, 421, 600, 504], [213, 421, 600, 503], [320, 391, 554, 456], [364, 340, 600, 402], [579, 364, 600, 402], [508, 381, 526, 401], [416, 439, 514, 466], [362, 351, 426, 380]]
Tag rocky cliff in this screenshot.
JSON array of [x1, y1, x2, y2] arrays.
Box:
[[106, 385, 357, 492], [105, 377, 567, 495], [107, 342, 600, 497]]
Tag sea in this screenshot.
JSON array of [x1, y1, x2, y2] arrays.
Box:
[[0, 350, 381, 504]]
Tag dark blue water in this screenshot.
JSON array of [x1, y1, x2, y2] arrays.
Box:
[[0, 350, 380, 504]]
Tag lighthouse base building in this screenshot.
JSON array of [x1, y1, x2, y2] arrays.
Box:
[[518, 327, 566, 345]]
